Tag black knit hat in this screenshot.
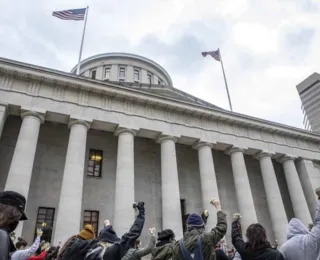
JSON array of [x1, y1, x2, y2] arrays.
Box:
[[157, 229, 175, 241], [0, 191, 27, 220]]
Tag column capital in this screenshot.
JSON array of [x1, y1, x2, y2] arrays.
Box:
[[254, 151, 274, 160], [68, 119, 91, 130], [21, 111, 45, 124], [277, 155, 296, 163], [157, 135, 177, 143], [114, 127, 136, 137], [225, 146, 244, 156], [192, 141, 213, 150], [297, 157, 315, 163]]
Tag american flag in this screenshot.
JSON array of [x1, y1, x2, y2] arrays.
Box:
[[52, 8, 86, 21], [202, 49, 221, 62]]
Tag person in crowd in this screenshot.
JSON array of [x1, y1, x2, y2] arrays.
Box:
[[0, 191, 28, 260], [59, 224, 97, 260], [35, 241, 46, 256], [172, 198, 227, 260], [215, 241, 229, 260], [11, 229, 43, 260], [232, 213, 283, 260], [84, 219, 121, 259], [44, 244, 61, 260], [280, 187, 320, 260], [151, 229, 176, 260], [27, 243, 50, 260], [121, 227, 156, 260], [86, 201, 145, 260]]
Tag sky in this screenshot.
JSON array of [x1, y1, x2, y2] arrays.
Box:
[[1, 0, 319, 129]]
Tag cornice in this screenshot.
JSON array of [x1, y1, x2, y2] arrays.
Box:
[[0, 58, 320, 142]]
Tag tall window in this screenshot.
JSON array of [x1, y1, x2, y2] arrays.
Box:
[[119, 67, 126, 82], [105, 67, 110, 80], [87, 149, 103, 177], [83, 210, 99, 237], [147, 74, 152, 84], [91, 70, 96, 79], [34, 207, 55, 243], [180, 199, 188, 233], [134, 69, 140, 82], [158, 78, 162, 85]]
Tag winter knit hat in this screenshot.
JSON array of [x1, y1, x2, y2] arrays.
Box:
[[187, 213, 205, 228], [78, 224, 95, 240], [157, 229, 175, 241], [98, 225, 120, 243]]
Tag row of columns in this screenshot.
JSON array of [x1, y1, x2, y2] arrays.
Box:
[[0, 106, 316, 245]]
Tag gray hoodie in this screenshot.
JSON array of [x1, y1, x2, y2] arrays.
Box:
[[280, 200, 320, 260], [11, 236, 40, 260]]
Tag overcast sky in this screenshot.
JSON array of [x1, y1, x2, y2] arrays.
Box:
[[1, 0, 319, 129]]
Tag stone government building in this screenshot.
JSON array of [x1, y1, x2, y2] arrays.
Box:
[[0, 52, 319, 246]]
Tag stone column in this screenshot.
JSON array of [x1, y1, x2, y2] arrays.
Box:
[[226, 147, 257, 230], [5, 111, 44, 237], [158, 135, 183, 239], [256, 152, 287, 244], [113, 128, 136, 236], [193, 142, 219, 231], [0, 104, 8, 139], [296, 158, 319, 217], [54, 120, 90, 244], [278, 156, 312, 225]]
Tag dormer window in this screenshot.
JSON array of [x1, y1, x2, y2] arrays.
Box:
[[119, 67, 126, 82], [91, 70, 96, 79], [134, 69, 140, 83], [104, 67, 110, 80], [147, 73, 152, 84]]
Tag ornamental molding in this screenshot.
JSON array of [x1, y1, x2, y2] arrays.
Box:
[[0, 58, 320, 147]]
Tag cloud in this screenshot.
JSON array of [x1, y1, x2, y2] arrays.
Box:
[[1, 0, 320, 130]]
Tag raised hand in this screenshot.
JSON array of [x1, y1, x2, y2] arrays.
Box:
[[149, 227, 156, 236], [104, 219, 111, 226], [210, 198, 221, 211], [36, 229, 43, 237], [233, 213, 242, 220]]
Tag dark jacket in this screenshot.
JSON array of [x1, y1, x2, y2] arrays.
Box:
[[151, 242, 175, 260], [232, 221, 284, 260], [61, 237, 98, 260], [122, 236, 156, 260], [172, 210, 227, 260], [101, 206, 145, 260], [0, 228, 16, 260], [215, 249, 228, 260]]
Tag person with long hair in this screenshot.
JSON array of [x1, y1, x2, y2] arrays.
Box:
[[11, 229, 43, 260], [231, 213, 283, 260], [0, 191, 28, 260]]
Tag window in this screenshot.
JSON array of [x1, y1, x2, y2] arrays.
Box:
[[158, 78, 162, 85], [104, 67, 110, 80], [147, 74, 152, 84], [180, 199, 188, 233], [119, 67, 126, 82], [91, 70, 96, 79], [87, 149, 103, 177], [83, 210, 99, 237], [34, 207, 55, 243], [134, 69, 140, 82]]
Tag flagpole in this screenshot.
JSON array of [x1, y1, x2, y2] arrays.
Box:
[[218, 48, 233, 111], [76, 6, 89, 75]]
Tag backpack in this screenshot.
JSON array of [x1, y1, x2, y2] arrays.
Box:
[[179, 236, 204, 260]]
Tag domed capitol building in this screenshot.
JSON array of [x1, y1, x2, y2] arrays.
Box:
[[0, 52, 319, 246]]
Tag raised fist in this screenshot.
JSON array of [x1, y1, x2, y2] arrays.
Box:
[[210, 198, 221, 210], [104, 219, 111, 227], [136, 202, 145, 212], [36, 229, 43, 237], [149, 227, 156, 236], [233, 213, 242, 220]]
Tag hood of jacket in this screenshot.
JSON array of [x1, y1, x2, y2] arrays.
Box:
[[287, 218, 309, 240], [98, 225, 120, 243]]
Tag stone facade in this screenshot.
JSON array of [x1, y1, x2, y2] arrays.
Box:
[[0, 53, 319, 247]]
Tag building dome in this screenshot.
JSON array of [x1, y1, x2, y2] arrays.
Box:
[[70, 52, 173, 87]]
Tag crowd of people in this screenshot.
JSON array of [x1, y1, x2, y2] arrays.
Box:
[[0, 188, 319, 260]]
